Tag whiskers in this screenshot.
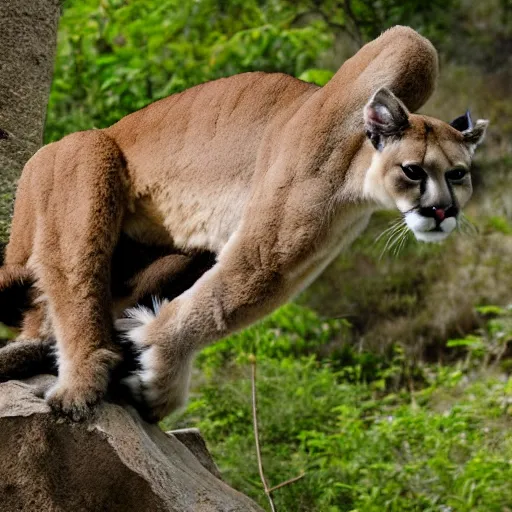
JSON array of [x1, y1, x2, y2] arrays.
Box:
[[375, 217, 411, 259], [375, 212, 477, 260], [457, 212, 478, 237]]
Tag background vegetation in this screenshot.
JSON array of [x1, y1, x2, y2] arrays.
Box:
[[3, 0, 512, 509]]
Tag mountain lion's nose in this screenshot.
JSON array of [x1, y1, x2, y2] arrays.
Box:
[[419, 205, 458, 221], [434, 207, 445, 221]]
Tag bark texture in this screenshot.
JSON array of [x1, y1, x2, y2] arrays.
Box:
[[0, 0, 60, 241], [0, 375, 264, 512]]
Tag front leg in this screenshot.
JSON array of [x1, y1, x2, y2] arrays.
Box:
[[116, 250, 287, 421], [117, 187, 326, 421]]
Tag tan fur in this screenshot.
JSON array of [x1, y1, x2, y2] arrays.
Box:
[[0, 27, 488, 421]]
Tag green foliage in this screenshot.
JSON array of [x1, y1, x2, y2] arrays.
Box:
[[298, 68, 335, 86], [166, 304, 512, 511], [47, 0, 333, 142], [287, 0, 458, 45], [0, 322, 16, 340], [485, 216, 512, 235], [447, 305, 512, 369], [196, 303, 351, 371]]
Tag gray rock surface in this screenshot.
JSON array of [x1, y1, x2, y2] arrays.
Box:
[[0, 375, 263, 512]]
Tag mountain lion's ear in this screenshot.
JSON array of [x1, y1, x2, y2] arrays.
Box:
[[450, 110, 473, 132], [462, 119, 489, 154], [450, 111, 489, 154], [364, 87, 410, 151]]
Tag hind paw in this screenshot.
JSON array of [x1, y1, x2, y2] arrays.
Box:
[[46, 347, 120, 421]]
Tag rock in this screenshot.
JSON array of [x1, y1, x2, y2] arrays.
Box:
[[0, 375, 264, 512], [167, 428, 223, 480]]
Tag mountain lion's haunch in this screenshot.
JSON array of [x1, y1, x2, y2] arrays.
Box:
[[0, 26, 488, 421]]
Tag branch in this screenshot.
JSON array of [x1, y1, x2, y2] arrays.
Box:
[[267, 473, 305, 493], [251, 356, 276, 512], [342, 0, 364, 48], [250, 355, 305, 512]]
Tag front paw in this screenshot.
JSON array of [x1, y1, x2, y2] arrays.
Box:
[[45, 380, 103, 422], [116, 299, 192, 422], [125, 351, 192, 422]]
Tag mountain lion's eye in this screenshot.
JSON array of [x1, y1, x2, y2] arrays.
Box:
[[446, 168, 467, 181], [401, 165, 427, 181]]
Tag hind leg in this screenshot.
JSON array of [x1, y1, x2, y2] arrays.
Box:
[[128, 250, 216, 306], [0, 152, 53, 376], [0, 159, 38, 337], [30, 131, 127, 420], [0, 254, 59, 380]]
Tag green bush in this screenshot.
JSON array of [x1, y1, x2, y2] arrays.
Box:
[[47, 0, 333, 142], [164, 304, 512, 511]]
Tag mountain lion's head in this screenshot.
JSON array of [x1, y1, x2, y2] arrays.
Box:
[[363, 87, 488, 242]]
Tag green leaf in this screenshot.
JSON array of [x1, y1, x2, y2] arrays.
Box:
[[298, 68, 335, 86]]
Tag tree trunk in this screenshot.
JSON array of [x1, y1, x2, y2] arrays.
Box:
[[0, 0, 61, 242]]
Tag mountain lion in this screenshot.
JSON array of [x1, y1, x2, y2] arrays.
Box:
[[0, 26, 488, 421]]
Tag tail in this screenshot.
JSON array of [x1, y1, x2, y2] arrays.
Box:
[[0, 265, 35, 329], [0, 339, 58, 382], [0, 264, 55, 381]]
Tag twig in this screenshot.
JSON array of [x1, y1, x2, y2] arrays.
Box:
[[267, 472, 306, 493], [251, 356, 276, 512], [342, 0, 364, 48], [250, 355, 305, 512]]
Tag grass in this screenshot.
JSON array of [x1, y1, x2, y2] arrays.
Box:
[[163, 304, 512, 512]]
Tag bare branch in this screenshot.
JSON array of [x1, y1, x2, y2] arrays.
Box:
[[267, 472, 306, 493], [251, 356, 276, 512], [250, 355, 306, 512], [342, 0, 364, 48]]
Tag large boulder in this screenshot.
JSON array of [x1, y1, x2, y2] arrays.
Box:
[[0, 375, 263, 512]]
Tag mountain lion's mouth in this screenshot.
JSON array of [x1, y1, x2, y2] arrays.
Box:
[[404, 211, 457, 243], [412, 230, 450, 243]]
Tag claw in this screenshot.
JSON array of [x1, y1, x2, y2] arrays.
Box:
[[45, 384, 100, 422]]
